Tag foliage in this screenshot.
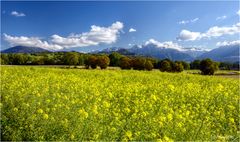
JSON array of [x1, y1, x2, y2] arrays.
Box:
[[109, 52, 122, 67], [190, 60, 200, 70], [200, 58, 219, 75], [119, 57, 132, 69], [173, 62, 184, 72], [132, 57, 146, 70], [1, 66, 238, 141], [159, 60, 172, 72], [63, 52, 79, 66], [144, 60, 154, 71], [88, 55, 98, 69], [180, 61, 190, 70], [97, 55, 110, 69]]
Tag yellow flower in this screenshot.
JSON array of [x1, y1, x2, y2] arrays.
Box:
[[37, 109, 44, 114], [70, 134, 75, 140], [79, 108, 88, 119], [46, 99, 51, 103], [125, 131, 132, 139], [168, 84, 175, 91], [124, 107, 131, 113], [13, 107, 18, 112], [43, 113, 49, 119], [167, 113, 173, 121], [163, 136, 173, 142], [229, 118, 235, 123], [111, 127, 116, 132], [103, 101, 110, 108]]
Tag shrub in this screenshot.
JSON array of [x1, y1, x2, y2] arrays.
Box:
[[119, 57, 132, 69], [145, 60, 154, 71], [173, 62, 184, 72], [200, 58, 218, 75], [159, 60, 172, 72], [64, 52, 79, 66], [132, 58, 146, 70], [190, 60, 200, 69], [97, 55, 110, 69], [88, 55, 98, 69], [109, 52, 122, 67]]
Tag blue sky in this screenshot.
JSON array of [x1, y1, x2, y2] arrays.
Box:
[[1, 1, 239, 52]]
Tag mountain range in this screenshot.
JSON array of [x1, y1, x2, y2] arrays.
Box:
[[1, 44, 239, 62], [1, 46, 50, 53]]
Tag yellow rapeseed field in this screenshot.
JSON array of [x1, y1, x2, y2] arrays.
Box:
[[1, 66, 239, 141]]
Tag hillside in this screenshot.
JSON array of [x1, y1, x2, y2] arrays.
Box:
[[1, 46, 50, 53]]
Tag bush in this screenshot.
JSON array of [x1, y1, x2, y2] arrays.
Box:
[[97, 55, 110, 69], [119, 57, 132, 69], [88, 55, 98, 69], [180, 61, 190, 70], [145, 60, 154, 71], [64, 52, 79, 66], [190, 60, 200, 69], [132, 58, 146, 70], [200, 58, 218, 75], [159, 60, 172, 72], [109, 52, 122, 67], [173, 62, 184, 72]]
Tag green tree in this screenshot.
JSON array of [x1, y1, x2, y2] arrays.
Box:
[[119, 56, 132, 69], [132, 57, 146, 70], [0, 54, 9, 65], [190, 60, 200, 69], [97, 55, 110, 69], [159, 60, 172, 72], [180, 61, 190, 70], [64, 52, 79, 66], [173, 62, 184, 72], [145, 60, 154, 71], [88, 55, 98, 69], [109, 52, 122, 66], [200, 58, 218, 75]]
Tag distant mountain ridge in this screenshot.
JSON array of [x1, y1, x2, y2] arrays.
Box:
[[128, 44, 194, 61], [2, 44, 239, 63], [1, 46, 50, 53], [198, 44, 239, 62]]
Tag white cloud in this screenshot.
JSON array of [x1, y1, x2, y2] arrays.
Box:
[[145, 39, 184, 51], [51, 21, 124, 48], [216, 40, 240, 47], [237, 10, 240, 16], [129, 28, 136, 32], [216, 15, 227, 20], [3, 21, 124, 50], [11, 11, 25, 17], [177, 30, 201, 41], [177, 23, 240, 41], [178, 18, 199, 25], [3, 34, 63, 50]]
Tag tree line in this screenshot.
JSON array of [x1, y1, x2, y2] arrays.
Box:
[[0, 52, 239, 75]]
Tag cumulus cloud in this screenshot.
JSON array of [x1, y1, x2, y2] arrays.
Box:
[[51, 21, 124, 48], [129, 28, 136, 32], [216, 15, 227, 20], [177, 30, 201, 41], [177, 23, 240, 41], [178, 18, 199, 25], [237, 10, 240, 16], [3, 34, 63, 50], [216, 40, 240, 47], [11, 11, 25, 17], [145, 39, 184, 51], [3, 21, 124, 50]]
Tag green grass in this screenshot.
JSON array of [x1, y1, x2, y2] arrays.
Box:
[[1, 66, 239, 141]]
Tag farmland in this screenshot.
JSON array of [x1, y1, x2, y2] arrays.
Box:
[[1, 66, 239, 141]]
